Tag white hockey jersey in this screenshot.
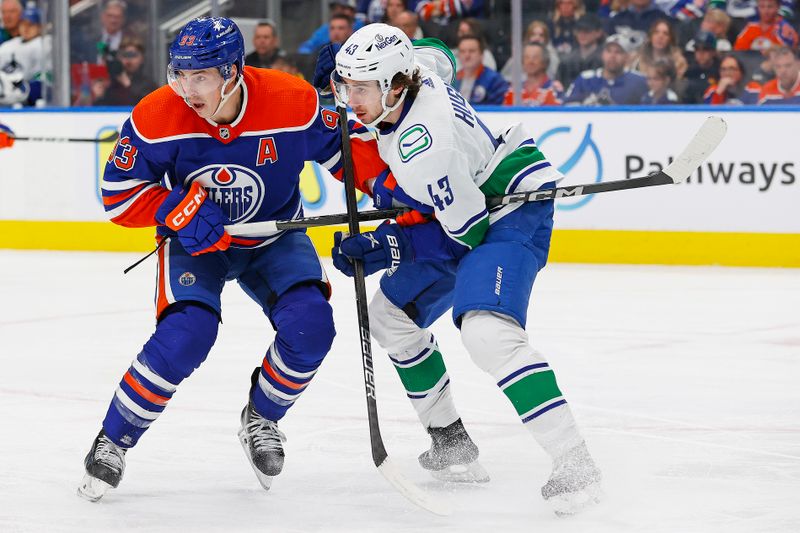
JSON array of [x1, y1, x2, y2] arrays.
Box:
[[376, 66, 562, 250]]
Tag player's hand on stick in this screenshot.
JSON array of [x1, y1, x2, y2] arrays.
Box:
[[332, 222, 410, 277], [0, 123, 15, 149], [155, 181, 231, 256]]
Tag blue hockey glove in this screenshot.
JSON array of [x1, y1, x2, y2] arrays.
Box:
[[332, 222, 410, 277], [313, 43, 341, 93], [0, 123, 14, 149], [155, 181, 231, 256], [371, 169, 434, 214]]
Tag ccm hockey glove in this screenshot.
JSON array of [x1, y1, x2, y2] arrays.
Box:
[[0, 123, 14, 149], [312, 43, 341, 93], [332, 222, 410, 277], [155, 181, 231, 256]]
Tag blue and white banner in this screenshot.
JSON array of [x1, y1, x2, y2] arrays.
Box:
[[0, 108, 797, 233]]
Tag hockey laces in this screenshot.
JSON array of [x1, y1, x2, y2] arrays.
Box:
[[246, 408, 286, 452], [96, 436, 125, 471]]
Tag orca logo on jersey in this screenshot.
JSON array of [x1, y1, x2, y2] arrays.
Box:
[[185, 164, 265, 223]]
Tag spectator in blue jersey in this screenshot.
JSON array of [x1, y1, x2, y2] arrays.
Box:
[[641, 59, 681, 103], [607, 0, 671, 41], [454, 34, 509, 105], [0, 0, 22, 45], [564, 33, 648, 104], [297, 0, 365, 55]]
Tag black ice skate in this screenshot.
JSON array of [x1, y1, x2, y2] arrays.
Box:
[[541, 441, 603, 516], [418, 419, 490, 483], [77, 430, 127, 502], [238, 402, 286, 490]]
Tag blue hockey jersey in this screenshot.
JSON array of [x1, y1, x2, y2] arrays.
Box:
[[101, 66, 386, 247]]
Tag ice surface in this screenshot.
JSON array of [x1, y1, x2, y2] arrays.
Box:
[[1, 250, 798, 532]]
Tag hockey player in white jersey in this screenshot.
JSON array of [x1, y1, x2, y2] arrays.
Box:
[[328, 24, 602, 515]]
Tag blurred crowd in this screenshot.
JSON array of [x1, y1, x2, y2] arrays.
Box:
[[1, 0, 799, 107]]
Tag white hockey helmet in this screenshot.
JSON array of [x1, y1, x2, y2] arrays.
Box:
[[333, 23, 415, 126]]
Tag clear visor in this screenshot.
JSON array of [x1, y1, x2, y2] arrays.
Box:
[[168, 67, 225, 100], [331, 76, 384, 107]]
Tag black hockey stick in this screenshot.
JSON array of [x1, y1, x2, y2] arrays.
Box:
[[11, 131, 120, 143], [336, 105, 451, 516], [226, 116, 727, 237]]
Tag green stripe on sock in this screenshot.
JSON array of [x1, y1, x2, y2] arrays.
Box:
[[394, 350, 447, 393], [501, 370, 563, 416], [480, 147, 547, 197]]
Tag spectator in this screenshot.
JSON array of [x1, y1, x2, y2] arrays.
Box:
[[708, 0, 793, 22], [503, 42, 562, 106], [245, 20, 286, 69], [0, 4, 51, 106], [599, 0, 631, 19], [564, 33, 648, 104], [684, 8, 732, 52], [455, 34, 509, 105], [328, 13, 355, 46], [607, 0, 670, 40], [270, 54, 305, 79], [415, 0, 485, 26], [629, 19, 687, 79], [733, 0, 798, 51], [393, 10, 424, 40], [297, 0, 365, 55], [550, 0, 585, 56], [556, 13, 605, 88], [703, 53, 761, 103], [502, 20, 560, 81], [683, 30, 722, 103], [453, 17, 496, 69], [93, 36, 156, 106], [641, 59, 680, 102], [382, 0, 410, 25], [71, 0, 128, 64], [757, 47, 800, 103], [0, 0, 21, 45]]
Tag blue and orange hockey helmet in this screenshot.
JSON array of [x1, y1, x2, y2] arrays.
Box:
[[168, 17, 245, 80]]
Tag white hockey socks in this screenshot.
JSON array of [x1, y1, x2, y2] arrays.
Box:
[[460, 310, 583, 459], [369, 290, 460, 428]]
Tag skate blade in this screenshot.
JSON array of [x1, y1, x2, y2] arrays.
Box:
[[430, 460, 490, 484], [548, 481, 603, 517], [77, 473, 112, 502], [238, 429, 274, 491]]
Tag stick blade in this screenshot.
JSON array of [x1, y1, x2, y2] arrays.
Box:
[[663, 116, 727, 184], [377, 457, 453, 516]]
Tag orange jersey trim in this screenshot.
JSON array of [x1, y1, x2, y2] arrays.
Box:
[[131, 68, 319, 144]]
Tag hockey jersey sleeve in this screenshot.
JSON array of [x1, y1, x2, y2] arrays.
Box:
[[101, 118, 171, 228]]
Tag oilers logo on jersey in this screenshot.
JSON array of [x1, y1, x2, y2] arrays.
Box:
[[186, 164, 264, 223]]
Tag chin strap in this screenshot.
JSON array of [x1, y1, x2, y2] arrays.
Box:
[[362, 87, 408, 128], [210, 75, 244, 118]]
